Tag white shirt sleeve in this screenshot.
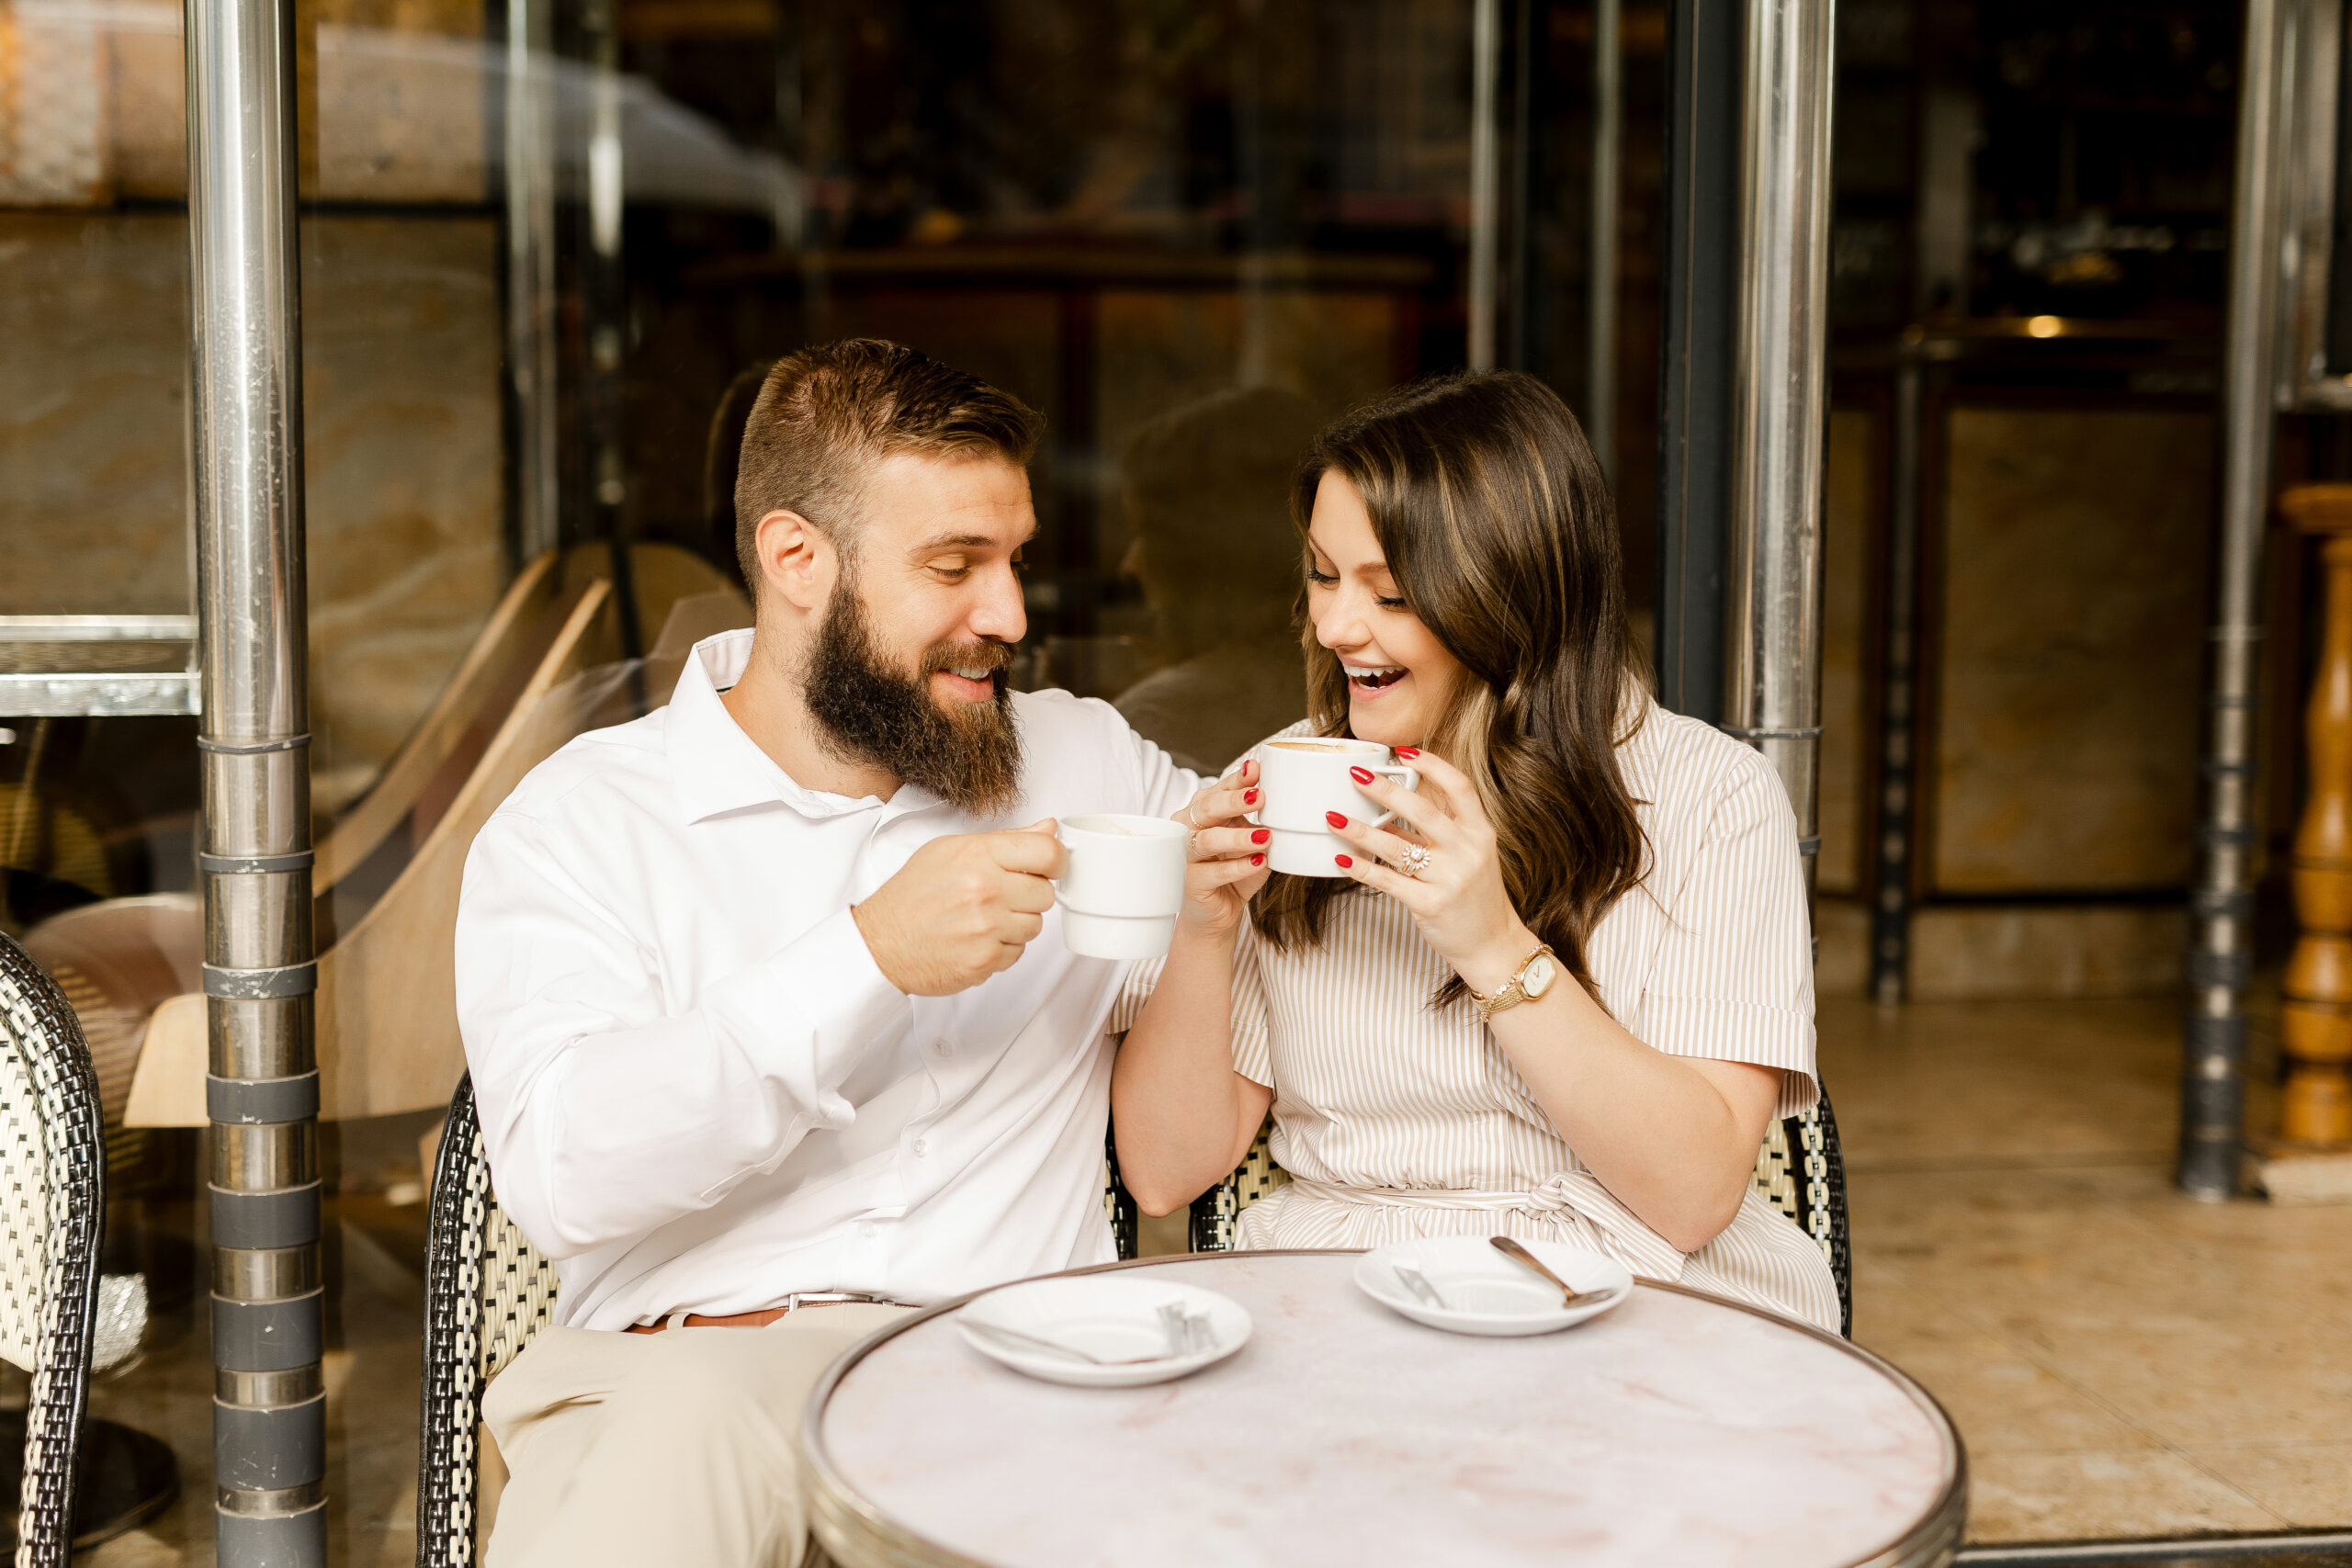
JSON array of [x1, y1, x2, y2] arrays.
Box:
[[1123, 710, 1202, 819], [1080, 696, 1201, 1031], [456, 808, 910, 1260]]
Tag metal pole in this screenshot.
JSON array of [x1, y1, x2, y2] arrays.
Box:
[[505, 0, 560, 562], [1586, 0, 1623, 477], [1870, 344, 1926, 1003], [1654, 0, 1743, 721], [1722, 0, 1836, 891], [2181, 0, 2289, 1201], [1468, 0, 1501, 370], [186, 0, 324, 1551], [582, 0, 644, 656], [1507, 0, 1541, 370], [1235, 4, 1272, 387]]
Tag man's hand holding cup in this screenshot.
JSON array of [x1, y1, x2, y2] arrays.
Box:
[[854, 822, 1066, 995]]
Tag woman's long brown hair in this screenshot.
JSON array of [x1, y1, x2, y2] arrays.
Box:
[[1251, 370, 1649, 1008]]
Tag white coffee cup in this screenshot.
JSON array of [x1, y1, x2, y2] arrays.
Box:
[[1250, 737, 1420, 878], [1056, 813, 1191, 959]]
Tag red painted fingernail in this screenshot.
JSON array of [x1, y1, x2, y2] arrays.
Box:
[[1244, 788, 1259, 804], [1335, 854, 1353, 868], [1349, 765, 1374, 784], [1325, 810, 1348, 829], [1250, 853, 1264, 866], [1396, 747, 1420, 759], [1251, 829, 1270, 844]]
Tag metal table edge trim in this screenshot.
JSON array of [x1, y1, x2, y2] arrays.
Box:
[[797, 1250, 1969, 1568]]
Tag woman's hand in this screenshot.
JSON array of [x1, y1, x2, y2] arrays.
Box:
[[1173, 758, 1272, 942], [1327, 749, 1536, 994]]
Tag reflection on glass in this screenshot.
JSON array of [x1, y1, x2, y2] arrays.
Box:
[[0, 0, 1583, 1554], [1112, 387, 1321, 774]]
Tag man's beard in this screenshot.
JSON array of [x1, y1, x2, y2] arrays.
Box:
[[802, 575, 1024, 817]]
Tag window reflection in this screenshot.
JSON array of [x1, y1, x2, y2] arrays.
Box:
[[1111, 387, 1323, 774], [0, 0, 1588, 1554]]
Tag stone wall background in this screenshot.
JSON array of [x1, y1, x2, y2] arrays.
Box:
[[1, 0, 486, 206], [1931, 405, 2208, 895], [0, 212, 505, 818]]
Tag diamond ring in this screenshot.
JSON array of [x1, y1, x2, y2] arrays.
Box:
[[1399, 843, 1431, 879]]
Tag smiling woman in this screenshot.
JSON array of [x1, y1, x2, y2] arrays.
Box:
[[1304, 475, 1460, 722], [1113, 371, 1840, 1333], [1269, 372, 1645, 1011]]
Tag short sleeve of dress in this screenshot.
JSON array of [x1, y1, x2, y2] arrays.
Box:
[[1108, 956, 1164, 1034], [1632, 748, 1819, 1119], [1229, 919, 1275, 1089]]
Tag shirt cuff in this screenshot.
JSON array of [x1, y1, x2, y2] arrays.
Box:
[[702, 907, 910, 1124]]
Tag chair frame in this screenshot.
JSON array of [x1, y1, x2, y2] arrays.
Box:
[[417, 1073, 563, 1568], [0, 932, 109, 1565]]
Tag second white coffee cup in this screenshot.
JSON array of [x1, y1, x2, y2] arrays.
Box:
[[1056, 813, 1191, 959], [1250, 736, 1420, 877]]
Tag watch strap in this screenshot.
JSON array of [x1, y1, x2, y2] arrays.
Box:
[[1470, 942, 1557, 1023]]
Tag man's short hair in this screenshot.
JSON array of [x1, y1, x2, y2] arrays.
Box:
[[732, 339, 1045, 589]]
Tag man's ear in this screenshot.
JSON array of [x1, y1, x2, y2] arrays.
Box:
[[752, 509, 834, 614]]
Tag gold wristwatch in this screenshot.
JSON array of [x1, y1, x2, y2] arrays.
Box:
[[1469, 942, 1561, 1023]]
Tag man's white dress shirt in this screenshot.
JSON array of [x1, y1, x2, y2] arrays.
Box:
[[455, 629, 1197, 1330]]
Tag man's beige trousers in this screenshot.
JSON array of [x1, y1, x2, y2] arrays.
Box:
[[481, 1303, 918, 1568]]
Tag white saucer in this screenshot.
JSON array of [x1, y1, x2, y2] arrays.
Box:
[[957, 1274, 1251, 1387], [1353, 1236, 1634, 1337]]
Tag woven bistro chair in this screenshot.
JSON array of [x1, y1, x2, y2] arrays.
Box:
[[415, 1072, 1143, 1566], [0, 931, 112, 1562], [1185, 1090, 1855, 1337], [417, 1074, 558, 1567]]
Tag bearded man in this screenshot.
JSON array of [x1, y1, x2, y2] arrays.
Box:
[[454, 340, 1204, 1566]]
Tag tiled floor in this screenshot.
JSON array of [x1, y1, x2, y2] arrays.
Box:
[[1823, 991, 2352, 1546], [62, 989, 2352, 1562]]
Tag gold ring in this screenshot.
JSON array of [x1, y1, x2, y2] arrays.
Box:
[[1186, 796, 1206, 830]]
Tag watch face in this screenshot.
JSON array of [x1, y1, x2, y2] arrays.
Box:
[[1522, 953, 1558, 998]]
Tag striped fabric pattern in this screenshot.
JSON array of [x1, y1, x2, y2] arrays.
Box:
[[1220, 703, 1840, 1333]]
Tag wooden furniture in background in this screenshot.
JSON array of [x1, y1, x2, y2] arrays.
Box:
[[2277, 485, 2352, 1151], [20, 544, 747, 1131]]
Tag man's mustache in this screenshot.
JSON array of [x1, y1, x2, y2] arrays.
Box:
[[920, 640, 1015, 678]]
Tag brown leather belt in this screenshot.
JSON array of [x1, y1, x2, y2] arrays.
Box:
[[625, 1292, 899, 1335]]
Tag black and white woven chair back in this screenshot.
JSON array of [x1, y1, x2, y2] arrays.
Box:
[[1750, 1091, 1852, 1334], [0, 933, 107, 1566], [1186, 1089, 1854, 1337], [417, 1073, 560, 1568]]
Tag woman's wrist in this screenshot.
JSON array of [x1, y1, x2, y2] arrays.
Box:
[[1454, 921, 1541, 997], [1169, 908, 1246, 963]]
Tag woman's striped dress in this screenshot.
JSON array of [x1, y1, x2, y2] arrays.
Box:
[[1216, 702, 1840, 1333]]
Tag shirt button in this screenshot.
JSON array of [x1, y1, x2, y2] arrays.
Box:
[[911, 1139, 928, 1156], [932, 1039, 952, 1057], [860, 1222, 877, 1239]]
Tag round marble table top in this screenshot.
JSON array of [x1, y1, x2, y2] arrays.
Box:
[[804, 1251, 1964, 1568]]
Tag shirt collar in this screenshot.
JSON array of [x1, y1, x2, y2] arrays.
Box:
[[665, 629, 923, 825]]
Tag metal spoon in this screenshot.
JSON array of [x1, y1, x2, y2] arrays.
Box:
[[1489, 1235, 1614, 1309], [963, 1320, 1176, 1367]]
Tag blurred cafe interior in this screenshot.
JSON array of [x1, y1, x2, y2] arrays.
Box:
[[5, 0, 2352, 1561]]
